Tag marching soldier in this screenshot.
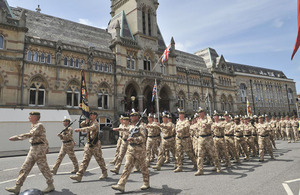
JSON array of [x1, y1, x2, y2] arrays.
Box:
[[279, 116, 287, 141], [243, 116, 257, 156], [146, 113, 161, 165], [266, 116, 277, 148], [152, 112, 176, 171], [110, 115, 124, 164], [110, 115, 130, 174], [256, 115, 274, 161], [51, 118, 79, 175], [232, 116, 250, 161], [112, 109, 150, 192], [195, 108, 221, 176], [174, 109, 197, 172], [211, 111, 231, 168], [6, 111, 55, 194], [224, 112, 240, 163], [292, 116, 299, 141], [70, 111, 107, 182], [285, 116, 295, 143]]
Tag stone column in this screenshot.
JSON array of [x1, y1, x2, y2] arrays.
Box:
[[138, 95, 144, 112]]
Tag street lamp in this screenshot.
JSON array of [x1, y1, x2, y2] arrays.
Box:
[[131, 96, 136, 109]]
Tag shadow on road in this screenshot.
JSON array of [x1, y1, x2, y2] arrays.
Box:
[[113, 184, 183, 195], [49, 188, 76, 195]]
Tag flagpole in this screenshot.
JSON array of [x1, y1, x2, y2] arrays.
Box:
[[208, 89, 212, 116], [155, 79, 160, 123]]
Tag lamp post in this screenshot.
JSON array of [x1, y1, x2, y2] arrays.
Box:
[[131, 96, 136, 109]]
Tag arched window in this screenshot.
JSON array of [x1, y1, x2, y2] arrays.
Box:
[[178, 91, 185, 109], [109, 64, 112, 73], [0, 35, 3, 49], [66, 81, 80, 107], [104, 63, 108, 72], [99, 63, 103, 72], [288, 88, 293, 104], [70, 58, 74, 67], [64, 57, 68, 66], [81, 59, 85, 67], [131, 58, 135, 70], [29, 77, 46, 106], [192, 93, 199, 111], [40, 53, 45, 63], [27, 50, 32, 61], [95, 62, 99, 71], [127, 56, 131, 69], [142, 9, 146, 34], [144, 53, 151, 71], [46, 54, 51, 64], [220, 94, 227, 112], [75, 59, 79, 68], [98, 83, 110, 109], [240, 83, 247, 103], [228, 95, 234, 112], [33, 52, 39, 62]]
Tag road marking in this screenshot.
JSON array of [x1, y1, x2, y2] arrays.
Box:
[[87, 167, 100, 171], [1, 168, 18, 172], [0, 174, 35, 185], [282, 178, 300, 195]]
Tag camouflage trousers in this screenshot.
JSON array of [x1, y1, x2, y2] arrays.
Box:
[[286, 128, 295, 142], [52, 142, 78, 172], [118, 145, 149, 186], [193, 136, 198, 157], [235, 137, 249, 159], [114, 140, 129, 171], [281, 128, 287, 140], [225, 136, 239, 161], [252, 135, 259, 153], [155, 137, 176, 168], [214, 137, 230, 165], [293, 127, 299, 140], [146, 137, 160, 162], [244, 136, 257, 156], [175, 137, 197, 169], [77, 141, 107, 176], [269, 131, 276, 148], [112, 137, 122, 162], [16, 145, 53, 186], [258, 136, 274, 160], [197, 137, 220, 172]]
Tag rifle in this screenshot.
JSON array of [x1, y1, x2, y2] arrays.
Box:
[[129, 109, 147, 138], [59, 119, 77, 134]]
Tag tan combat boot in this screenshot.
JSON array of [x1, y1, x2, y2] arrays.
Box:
[[109, 160, 115, 165], [50, 169, 57, 175], [99, 170, 108, 180], [112, 184, 125, 192], [5, 185, 21, 194], [70, 175, 82, 182], [140, 182, 150, 190], [174, 167, 182, 172], [110, 168, 119, 174], [152, 165, 161, 171], [70, 166, 79, 174], [42, 183, 55, 193], [194, 170, 204, 176]]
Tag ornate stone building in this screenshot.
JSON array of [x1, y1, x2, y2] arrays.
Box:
[[0, 0, 297, 127]]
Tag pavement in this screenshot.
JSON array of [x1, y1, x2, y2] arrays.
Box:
[[0, 144, 116, 158]]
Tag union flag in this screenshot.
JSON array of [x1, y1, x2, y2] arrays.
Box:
[[161, 44, 171, 64], [247, 96, 252, 117], [151, 79, 157, 102]]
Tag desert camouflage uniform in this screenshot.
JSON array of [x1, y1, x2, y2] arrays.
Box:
[[146, 122, 161, 164], [190, 122, 198, 157], [112, 124, 130, 173], [243, 123, 257, 156], [52, 127, 78, 173], [256, 122, 274, 161], [153, 121, 176, 169], [269, 120, 277, 148], [285, 119, 295, 143], [15, 123, 53, 187], [252, 123, 259, 153], [111, 123, 124, 163], [292, 119, 299, 141], [224, 121, 240, 163], [279, 119, 287, 140], [233, 123, 250, 160], [212, 121, 231, 167], [174, 118, 197, 171], [196, 117, 220, 174], [117, 124, 149, 187], [75, 120, 107, 178], [275, 120, 282, 140]]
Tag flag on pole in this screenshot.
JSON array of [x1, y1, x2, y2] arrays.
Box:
[[80, 70, 90, 118], [292, 0, 300, 60], [247, 96, 252, 117], [151, 79, 157, 102], [161, 44, 171, 64]]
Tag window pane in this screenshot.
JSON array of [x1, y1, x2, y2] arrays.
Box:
[[74, 92, 79, 107], [0, 35, 3, 49], [29, 89, 36, 105], [47, 54, 51, 64], [27, 51, 32, 61], [70, 58, 74, 67], [104, 64, 108, 72], [109, 65, 112, 72], [131, 59, 135, 70], [38, 90, 44, 105], [144, 60, 147, 70], [64, 57, 68, 66], [95, 63, 98, 71], [75, 59, 79, 68], [100, 63, 103, 71], [127, 57, 131, 69], [67, 92, 72, 106], [148, 61, 151, 71], [104, 94, 108, 109], [33, 52, 38, 62], [98, 93, 103, 108], [41, 53, 45, 63]]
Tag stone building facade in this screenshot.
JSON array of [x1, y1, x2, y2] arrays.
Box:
[[0, 0, 297, 129]]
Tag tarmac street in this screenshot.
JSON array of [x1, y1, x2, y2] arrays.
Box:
[[0, 140, 299, 195]]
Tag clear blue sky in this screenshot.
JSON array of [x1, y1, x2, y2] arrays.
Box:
[[7, 0, 300, 92]]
